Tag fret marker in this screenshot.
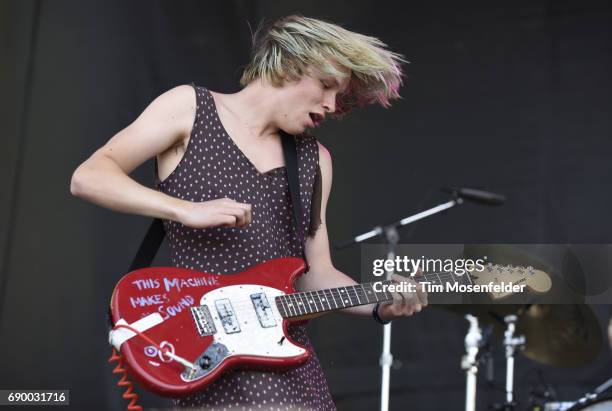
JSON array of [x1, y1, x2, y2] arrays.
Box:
[[344, 299, 349, 303]]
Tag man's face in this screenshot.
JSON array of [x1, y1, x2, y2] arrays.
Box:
[[275, 67, 350, 135]]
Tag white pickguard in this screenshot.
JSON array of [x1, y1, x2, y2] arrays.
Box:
[[200, 285, 306, 359]]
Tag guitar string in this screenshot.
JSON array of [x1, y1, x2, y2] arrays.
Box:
[[189, 267, 529, 319], [205, 270, 483, 316], [195, 282, 395, 321]]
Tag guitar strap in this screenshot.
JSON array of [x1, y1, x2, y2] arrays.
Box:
[[128, 218, 165, 272], [280, 131, 306, 254], [128, 132, 304, 271]]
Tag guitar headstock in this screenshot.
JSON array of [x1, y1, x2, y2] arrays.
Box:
[[469, 263, 552, 299]]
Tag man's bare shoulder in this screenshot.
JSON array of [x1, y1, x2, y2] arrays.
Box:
[[317, 141, 332, 169], [151, 85, 196, 121], [164, 84, 196, 102], [131, 84, 197, 143]]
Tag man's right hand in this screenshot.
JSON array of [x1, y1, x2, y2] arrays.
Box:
[[177, 198, 252, 229]]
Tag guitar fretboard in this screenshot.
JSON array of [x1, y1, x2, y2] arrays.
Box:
[[274, 271, 472, 318]]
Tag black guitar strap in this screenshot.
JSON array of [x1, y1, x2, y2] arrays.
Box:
[[128, 132, 304, 271], [128, 217, 165, 271], [280, 131, 306, 252]]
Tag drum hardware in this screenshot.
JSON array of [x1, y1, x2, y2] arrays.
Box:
[[462, 314, 481, 411], [528, 369, 559, 410], [503, 315, 526, 409], [452, 303, 604, 410], [539, 378, 612, 411], [566, 378, 612, 410], [462, 315, 496, 411], [489, 314, 526, 411]]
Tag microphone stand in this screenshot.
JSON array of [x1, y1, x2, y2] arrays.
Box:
[[335, 196, 463, 411], [335, 187, 505, 411]]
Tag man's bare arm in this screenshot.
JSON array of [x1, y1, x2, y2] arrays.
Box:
[[298, 143, 426, 320], [70, 85, 251, 228]]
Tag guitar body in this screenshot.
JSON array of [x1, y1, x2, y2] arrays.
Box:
[[110, 257, 310, 397]]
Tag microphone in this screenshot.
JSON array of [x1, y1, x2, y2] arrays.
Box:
[[442, 187, 506, 206]]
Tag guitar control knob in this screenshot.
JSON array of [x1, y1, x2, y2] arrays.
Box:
[[199, 355, 212, 369]]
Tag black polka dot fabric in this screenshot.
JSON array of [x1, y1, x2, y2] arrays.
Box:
[[156, 85, 336, 410]]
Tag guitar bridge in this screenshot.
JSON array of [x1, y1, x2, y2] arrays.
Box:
[[191, 305, 216, 336]]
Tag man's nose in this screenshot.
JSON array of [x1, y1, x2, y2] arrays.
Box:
[[323, 96, 336, 113]]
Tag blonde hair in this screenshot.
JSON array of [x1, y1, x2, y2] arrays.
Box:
[[240, 15, 406, 115]]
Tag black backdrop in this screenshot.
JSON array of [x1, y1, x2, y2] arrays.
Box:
[[2, 1, 611, 410]]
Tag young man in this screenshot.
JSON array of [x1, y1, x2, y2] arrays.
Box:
[[71, 15, 427, 410]]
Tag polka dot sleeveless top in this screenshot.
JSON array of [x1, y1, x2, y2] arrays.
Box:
[[156, 85, 336, 410]]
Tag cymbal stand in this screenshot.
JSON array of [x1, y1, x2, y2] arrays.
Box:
[[462, 314, 482, 411], [502, 315, 525, 410], [571, 377, 612, 408]]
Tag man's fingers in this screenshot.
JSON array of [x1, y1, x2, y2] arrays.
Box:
[[416, 282, 428, 306], [219, 209, 242, 226], [388, 273, 428, 316], [229, 202, 252, 227], [241, 203, 253, 225], [220, 205, 252, 227], [214, 198, 252, 226], [413, 271, 428, 306], [391, 291, 403, 303], [217, 214, 238, 227]]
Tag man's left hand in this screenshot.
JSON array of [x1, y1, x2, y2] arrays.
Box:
[[377, 273, 428, 321]]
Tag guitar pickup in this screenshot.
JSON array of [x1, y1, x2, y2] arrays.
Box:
[[251, 292, 276, 328], [215, 299, 241, 334], [191, 305, 216, 336]]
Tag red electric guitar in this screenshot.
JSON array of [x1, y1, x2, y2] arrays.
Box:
[[108, 257, 551, 396]]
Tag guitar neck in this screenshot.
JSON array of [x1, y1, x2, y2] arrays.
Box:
[[275, 271, 472, 319]]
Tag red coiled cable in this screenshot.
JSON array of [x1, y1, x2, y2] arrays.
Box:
[[108, 324, 177, 411], [108, 347, 143, 411]]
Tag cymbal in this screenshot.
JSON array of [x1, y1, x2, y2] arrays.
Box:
[[516, 304, 602, 367], [443, 304, 603, 367]]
